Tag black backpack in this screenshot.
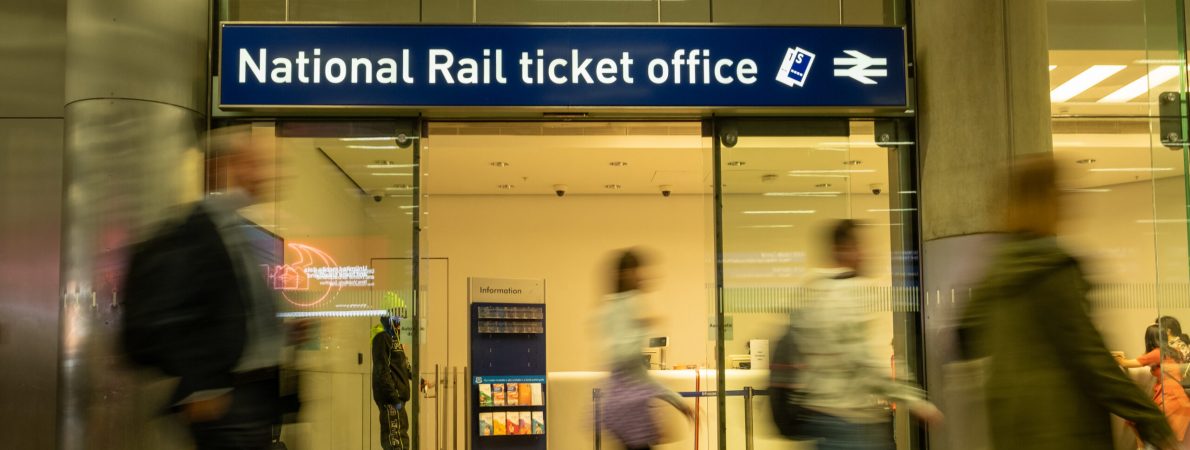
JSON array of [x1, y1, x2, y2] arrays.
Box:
[[119, 218, 192, 374], [768, 323, 812, 439]]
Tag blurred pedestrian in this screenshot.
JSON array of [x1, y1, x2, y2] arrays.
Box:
[[121, 126, 295, 450], [1114, 325, 1190, 448], [959, 154, 1175, 450], [597, 248, 691, 450], [780, 219, 940, 450]]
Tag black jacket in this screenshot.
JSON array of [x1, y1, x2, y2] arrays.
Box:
[[123, 203, 250, 406], [372, 331, 412, 406]]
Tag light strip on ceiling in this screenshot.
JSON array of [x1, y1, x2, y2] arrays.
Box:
[[762, 192, 842, 197], [366, 163, 417, 169], [1088, 167, 1173, 172], [1098, 65, 1181, 103], [1050, 65, 1127, 102], [341, 137, 399, 142], [787, 169, 875, 174], [1049, 65, 1057, 71], [371, 172, 412, 176], [349, 145, 399, 150], [742, 210, 816, 215]]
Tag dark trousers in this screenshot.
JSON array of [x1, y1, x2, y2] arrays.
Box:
[[801, 410, 894, 450], [189, 377, 280, 450], [380, 403, 410, 450]]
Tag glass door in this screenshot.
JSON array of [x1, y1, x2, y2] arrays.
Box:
[[713, 118, 922, 450], [1045, 4, 1190, 447]]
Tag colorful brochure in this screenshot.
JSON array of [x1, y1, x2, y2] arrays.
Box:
[[532, 411, 545, 435], [493, 412, 507, 435], [492, 384, 506, 406], [506, 411, 520, 435], [519, 411, 532, 435], [479, 413, 493, 436], [479, 384, 493, 407], [530, 383, 544, 406], [506, 383, 519, 406], [519, 383, 533, 406]]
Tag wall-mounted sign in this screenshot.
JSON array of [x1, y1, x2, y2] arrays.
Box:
[[219, 24, 907, 108], [469, 277, 544, 303], [268, 243, 376, 307]]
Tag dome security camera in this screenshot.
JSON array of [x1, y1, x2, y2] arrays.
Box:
[[553, 184, 568, 198]]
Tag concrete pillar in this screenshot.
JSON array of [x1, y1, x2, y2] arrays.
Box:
[[59, 0, 209, 449], [912, 0, 1052, 449]]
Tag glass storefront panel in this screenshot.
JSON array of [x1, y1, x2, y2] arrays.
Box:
[[208, 120, 420, 450], [1048, 1, 1190, 448], [419, 121, 718, 450], [716, 118, 921, 450]]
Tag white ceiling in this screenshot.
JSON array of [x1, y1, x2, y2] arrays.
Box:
[[301, 122, 900, 198]]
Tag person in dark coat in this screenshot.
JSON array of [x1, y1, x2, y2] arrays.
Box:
[[960, 155, 1175, 450], [122, 126, 292, 450], [372, 314, 412, 450]]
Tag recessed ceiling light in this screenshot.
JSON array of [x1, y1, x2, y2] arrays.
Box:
[[341, 136, 398, 142], [842, 160, 862, 166], [727, 161, 746, 167], [609, 161, 629, 167], [1050, 65, 1127, 102], [742, 210, 817, 215], [788, 169, 875, 174], [1099, 65, 1181, 103], [1076, 158, 1097, 164], [815, 183, 833, 188], [498, 184, 515, 189], [491, 162, 510, 167], [1089, 167, 1173, 172], [605, 184, 622, 189]]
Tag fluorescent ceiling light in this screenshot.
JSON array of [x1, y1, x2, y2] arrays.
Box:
[[1137, 219, 1190, 224], [742, 210, 816, 215], [399, 205, 419, 210], [366, 163, 417, 169], [1063, 188, 1112, 193], [740, 224, 796, 229], [762, 192, 842, 197], [372, 172, 412, 176], [341, 137, 399, 142], [787, 169, 875, 174], [1049, 65, 1057, 71], [1050, 65, 1127, 102], [349, 145, 399, 150], [867, 208, 918, 212], [1089, 167, 1173, 172], [1098, 66, 1181, 103]]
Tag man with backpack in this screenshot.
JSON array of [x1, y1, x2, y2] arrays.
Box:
[[770, 220, 940, 450], [121, 126, 292, 450]]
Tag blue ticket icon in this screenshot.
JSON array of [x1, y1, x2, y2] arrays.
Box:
[[776, 47, 816, 87]]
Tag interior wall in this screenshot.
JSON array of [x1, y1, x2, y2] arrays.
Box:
[[423, 194, 717, 372], [1064, 176, 1190, 359], [0, 0, 66, 449]]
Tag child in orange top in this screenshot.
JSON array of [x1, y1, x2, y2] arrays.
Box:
[[1116, 324, 1190, 447]]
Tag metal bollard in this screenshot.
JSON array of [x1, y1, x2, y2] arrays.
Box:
[[744, 386, 755, 450]]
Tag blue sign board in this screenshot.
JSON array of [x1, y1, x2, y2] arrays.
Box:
[[220, 24, 907, 108]]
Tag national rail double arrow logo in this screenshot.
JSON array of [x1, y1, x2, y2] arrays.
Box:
[[833, 50, 887, 85]]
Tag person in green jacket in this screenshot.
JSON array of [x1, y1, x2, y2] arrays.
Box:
[[960, 155, 1176, 450]]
